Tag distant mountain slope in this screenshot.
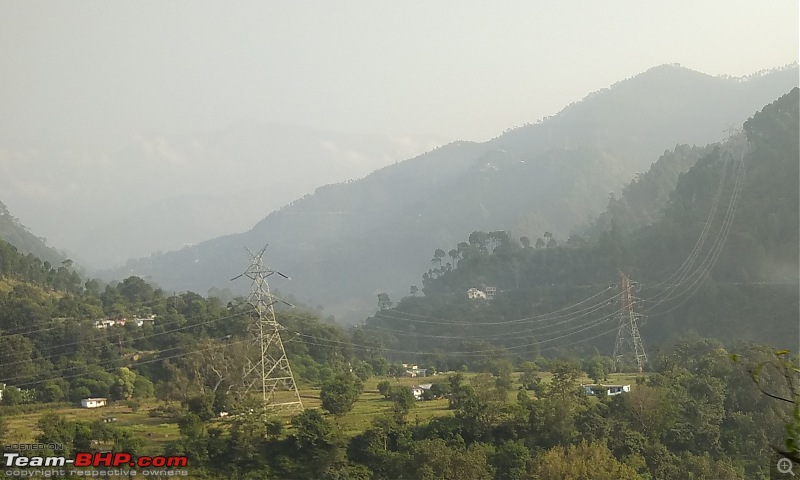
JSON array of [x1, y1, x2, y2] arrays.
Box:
[[583, 143, 716, 238], [110, 65, 799, 322], [0, 122, 444, 269], [0, 200, 66, 267], [376, 88, 799, 353]]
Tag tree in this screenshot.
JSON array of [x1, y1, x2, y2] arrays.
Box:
[[621, 384, 677, 439], [732, 348, 800, 464], [448, 249, 459, 267], [111, 367, 137, 400], [520, 236, 532, 249], [184, 394, 215, 421], [126, 399, 142, 413], [292, 409, 335, 449], [70, 386, 92, 403], [84, 278, 102, 296], [179, 339, 249, 395], [118, 276, 155, 303], [388, 362, 405, 377], [320, 373, 361, 417], [408, 439, 494, 480], [491, 359, 514, 390], [2, 387, 23, 406], [0, 335, 36, 384], [369, 357, 390, 376], [432, 249, 446, 269], [468, 231, 490, 254], [549, 360, 582, 398], [389, 385, 415, 419], [377, 293, 393, 311], [353, 362, 373, 382], [265, 417, 284, 439], [535, 237, 545, 249], [133, 376, 155, 399], [177, 413, 206, 441], [409, 285, 419, 296], [430, 382, 452, 399], [582, 356, 611, 384], [377, 380, 392, 399], [40, 383, 65, 403], [489, 230, 511, 253], [36, 414, 76, 455], [520, 361, 546, 396], [490, 440, 531, 480], [532, 440, 643, 480]]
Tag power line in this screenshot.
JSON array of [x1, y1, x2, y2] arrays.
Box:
[[644, 158, 738, 318], [0, 308, 253, 362], [642, 153, 732, 295], [0, 308, 254, 371], [367, 286, 619, 327], [0, 296, 170, 338], [8, 338, 252, 390], [290, 315, 622, 358], [362, 301, 618, 340], [641, 152, 746, 315]]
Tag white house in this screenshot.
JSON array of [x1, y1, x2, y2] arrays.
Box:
[[81, 397, 108, 408], [96, 316, 156, 329], [132, 315, 157, 327], [467, 288, 487, 299], [582, 384, 631, 397], [402, 365, 428, 377], [607, 385, 631, 396], [411, 383, 433, 400]]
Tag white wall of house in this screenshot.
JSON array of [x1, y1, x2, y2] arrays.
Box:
[[467, 288, 487, 299], [81, 398, 107, 408]]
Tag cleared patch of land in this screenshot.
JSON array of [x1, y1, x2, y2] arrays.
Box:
[[2, 371, 643, 452]]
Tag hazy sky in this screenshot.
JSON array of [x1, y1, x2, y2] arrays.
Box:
[[2, 1, 797, 145], [0, 1, 797, 268]]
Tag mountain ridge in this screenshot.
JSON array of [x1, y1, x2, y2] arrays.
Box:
[[386, 88, 799, 353], [0, 122, 446, 269], [0, 200, 66, 267], [107, 65, 799, 321]]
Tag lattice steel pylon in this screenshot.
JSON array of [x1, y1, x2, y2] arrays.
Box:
[[613, 271, 648, 373], [232, 245, 303, 414]]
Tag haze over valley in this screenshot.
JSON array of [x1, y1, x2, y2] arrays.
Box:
[[106, 64, 798, 320], [0, 4, 798, 478]]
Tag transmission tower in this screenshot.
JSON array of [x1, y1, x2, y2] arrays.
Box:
[[232, 245, 303, 414], [612, 272, 648, 372]]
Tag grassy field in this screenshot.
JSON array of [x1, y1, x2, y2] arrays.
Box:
[[4, 400, 181, 455], [2, 372, 644, 453]]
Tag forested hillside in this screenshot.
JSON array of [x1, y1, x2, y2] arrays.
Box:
[[0, 200, 66, 267], [2, 237, 798, 479], [583, 143, 715, 238], [361, 88, 799, 360], [108, 65, 799, 321]]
